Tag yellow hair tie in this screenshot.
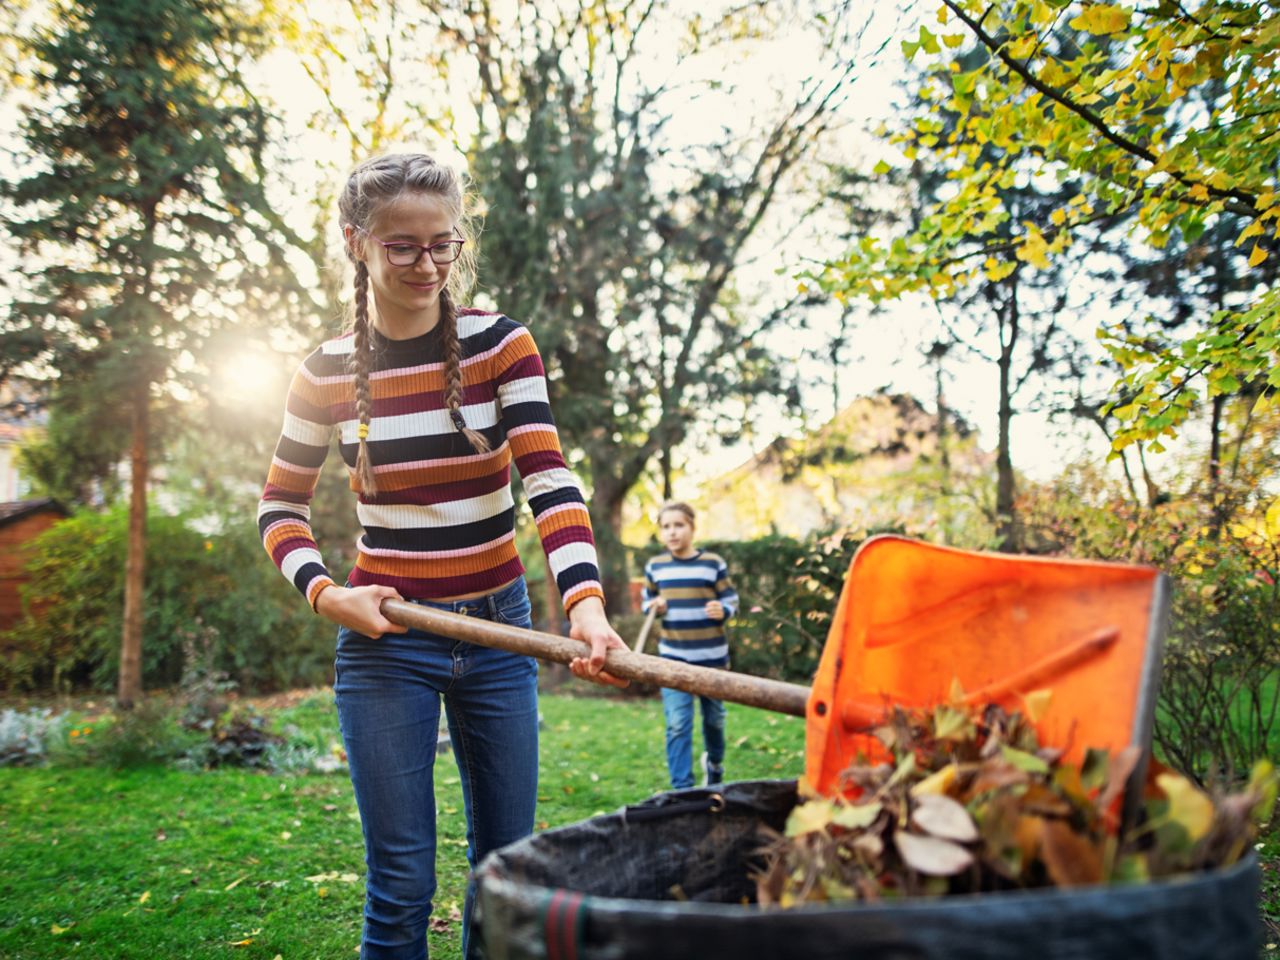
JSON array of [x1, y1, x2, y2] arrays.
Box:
[[357, 423, 370, 440]]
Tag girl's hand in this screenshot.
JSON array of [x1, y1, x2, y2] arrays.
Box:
[[315, 584, 409, 638], [567, 597, 629, 688], [704, 600, 725, 621], [650, 596, 668, 614]]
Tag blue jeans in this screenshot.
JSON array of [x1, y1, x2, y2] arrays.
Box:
[[334, 577, 538, 960], [661, 683, 726, 789]]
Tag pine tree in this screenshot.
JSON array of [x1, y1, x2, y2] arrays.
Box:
[[2, 0, 275, 707]]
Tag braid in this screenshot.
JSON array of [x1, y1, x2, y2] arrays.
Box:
[[351, 261, 379, 496], [441, 288, 490, 454]]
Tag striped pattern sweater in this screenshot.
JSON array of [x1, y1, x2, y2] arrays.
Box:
[[641, 550, 738, 666], [258, 309, 605, 613]]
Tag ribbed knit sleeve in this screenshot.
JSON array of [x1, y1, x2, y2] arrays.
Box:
[[493, 323, 605, 614], [257, 351, 337, 609]]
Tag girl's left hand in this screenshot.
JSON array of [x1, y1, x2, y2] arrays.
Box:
[[567, 597, 629, 688]]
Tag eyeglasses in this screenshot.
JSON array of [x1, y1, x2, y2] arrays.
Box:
[[363, 231, 466, 267]]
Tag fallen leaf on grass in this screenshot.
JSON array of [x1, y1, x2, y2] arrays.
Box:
[[51, 923, 73, 935], [224, 875, 248, 891], [305, 872, 358, 884], [138, 891, 151, 904]]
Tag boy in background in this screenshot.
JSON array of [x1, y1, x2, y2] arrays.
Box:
[[642, 502, 739, 788]]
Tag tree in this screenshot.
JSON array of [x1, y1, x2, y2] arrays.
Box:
[[823, 44, 1090, 551], [426, 0, 863, 607], [816, 1, 1279, 453], [1, 0, 277, 707]]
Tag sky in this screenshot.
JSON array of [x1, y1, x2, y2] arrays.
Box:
[[1, 0, 1195, 501]]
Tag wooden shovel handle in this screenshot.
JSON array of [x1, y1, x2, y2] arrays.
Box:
[[381, 598, 811, 718], [633, 605, 659, 654]]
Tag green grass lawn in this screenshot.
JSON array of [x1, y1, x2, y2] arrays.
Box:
[[2, 688, 1276, 959], [0, 690, 807, 960]]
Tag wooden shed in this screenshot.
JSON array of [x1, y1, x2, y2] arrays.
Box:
[[0, 499, 68, 632]]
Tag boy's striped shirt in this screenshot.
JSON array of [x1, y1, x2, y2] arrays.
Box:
[[258, 309, 604, 613], [641, 550, 738, 666]]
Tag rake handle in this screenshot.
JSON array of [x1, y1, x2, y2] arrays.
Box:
[[381, 598, 811, 718]]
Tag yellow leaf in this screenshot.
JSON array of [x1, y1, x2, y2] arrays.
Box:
[[1016, 228, 1051, 269], [228, 938, 255, 947], [1249, 244, 1268, 267], [943, 33, 966, 48], [138, 890, 151, 904], [224, 875, 248, 891], [51, 923, 73, 935], [786, 799, 837, 837], [1188, 183, 1209, 201], [1068, 4, 1130, 35], [831, 800, 883, 830], [1007, 35, 1036, 58], [1156, 772, 1215, 843], [1265, 498, 1280, 541], [1169, 61, 1197, 90], [1022, 689, 1053, 723], [1235, 219, 1264, 247], [911, 764, 958, 797], [1050, 208, 1067, 226]]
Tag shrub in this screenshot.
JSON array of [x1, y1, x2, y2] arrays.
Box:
[[0, 707, 66, 766], [0, 505, 334, 694], [1019, 471, 1280, 785]]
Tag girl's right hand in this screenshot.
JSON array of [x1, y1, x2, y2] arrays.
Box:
[[651, 596, 668, 614], [315, 584, 408, 638]]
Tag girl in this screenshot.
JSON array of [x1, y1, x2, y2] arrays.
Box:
[[258, 152, 625, 960]]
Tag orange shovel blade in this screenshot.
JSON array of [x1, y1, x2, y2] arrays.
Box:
[[804, 536, 1168, 799]]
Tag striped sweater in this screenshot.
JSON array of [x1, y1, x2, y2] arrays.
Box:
[[258, 309, 605, 614], [641, 550, 738, 666]]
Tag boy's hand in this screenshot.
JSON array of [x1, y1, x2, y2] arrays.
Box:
[[650, 596, 668, 614], [704, 600, 725, 621], [567, 597, 630, 688]]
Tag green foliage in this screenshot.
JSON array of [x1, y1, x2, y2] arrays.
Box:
[[699, 531, 869, 684], [63, 700, 202, 769], [0, 506, 331, 694], [820, 0, 1280, 452], [1019, 454, 1280, 784]]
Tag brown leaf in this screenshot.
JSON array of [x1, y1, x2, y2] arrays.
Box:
[[1040, 819, 1103, 887], [851, 832, 884, 860], [970, 763, 1029, 795], [910, 794, 978, 843], [893, 830, 973, 876], [1095, 745, 1141, 827], [428, 916, 452, 933]]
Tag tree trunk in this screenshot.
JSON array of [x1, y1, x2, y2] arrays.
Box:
[[542, 570, 563, 636], [117, 387, 148, 710], [1207, 393, 1226, 537], [587, 470, 634, 614], [994, 279, 1020, 552]]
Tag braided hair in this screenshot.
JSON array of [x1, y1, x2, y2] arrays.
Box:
[[338, 153, 487, 497]]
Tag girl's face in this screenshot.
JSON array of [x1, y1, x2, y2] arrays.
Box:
[[658, 510, 695, 556], [349, 191, 457, 332]]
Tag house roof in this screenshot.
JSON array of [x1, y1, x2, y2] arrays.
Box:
[[0, 498, 68, 528]]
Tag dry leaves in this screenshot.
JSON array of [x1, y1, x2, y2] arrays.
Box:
[[755, 701, 1278, 908]]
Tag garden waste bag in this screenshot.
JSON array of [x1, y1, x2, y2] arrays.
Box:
[[475, 779, 1260, 960]]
